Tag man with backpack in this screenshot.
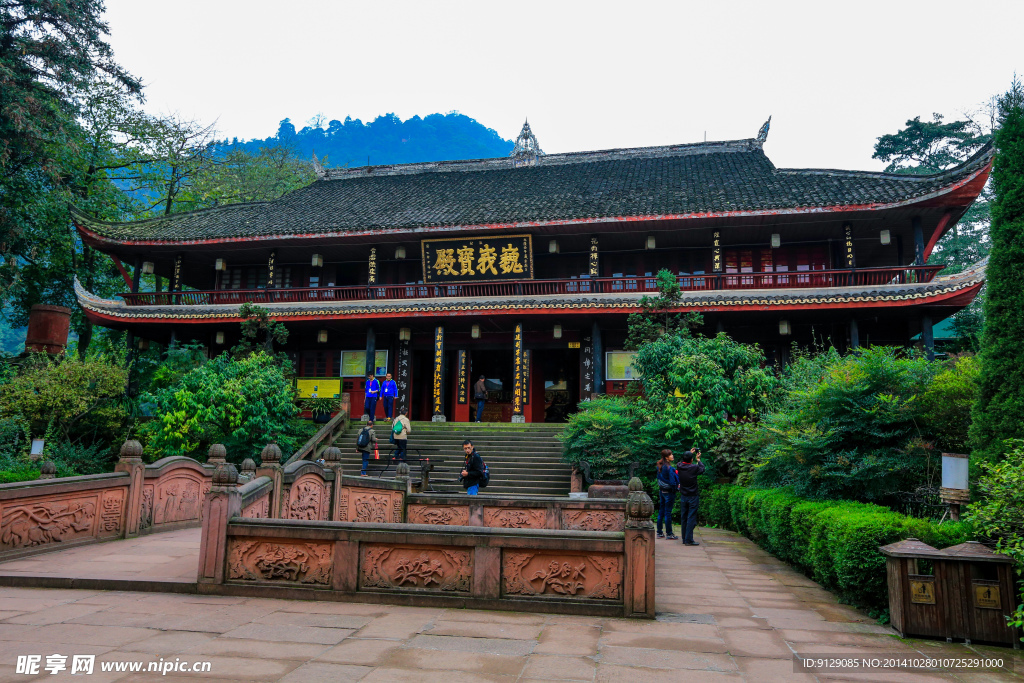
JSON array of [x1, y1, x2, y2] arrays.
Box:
[[460, 439, 487, 495], [356, 421, 377, 476], [364, 373, 381, 420], [391, 410, 411, 462]]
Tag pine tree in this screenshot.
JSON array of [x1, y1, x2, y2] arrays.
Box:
[[970, 78, 1024, 461]]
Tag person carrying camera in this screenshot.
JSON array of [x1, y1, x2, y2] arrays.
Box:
[[676, 447, 706, 546], [655, 449, 679, 540]]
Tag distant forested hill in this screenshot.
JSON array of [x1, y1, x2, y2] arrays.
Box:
[[227, 112, 514, 168]]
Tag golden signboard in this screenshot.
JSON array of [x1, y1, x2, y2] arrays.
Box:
[[589, 237, 599, 276], [974, 582, 1001, 609], [512, 323, 523, 416], [712, 230, 722, 273], [457, 350, 468, 405], [909, 578, 936, 605], [844, 224, 855, 268], [368, 247, 378, 285], [432, 326, 444, 416], [422, 235, 533, 284]]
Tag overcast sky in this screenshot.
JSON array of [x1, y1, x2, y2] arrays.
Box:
[[103, 0, 1022, 172]]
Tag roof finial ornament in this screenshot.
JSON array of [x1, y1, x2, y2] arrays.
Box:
[[510, 119, 544, 167], [756, 116, 771, 144], [311, 151, 325, 179]]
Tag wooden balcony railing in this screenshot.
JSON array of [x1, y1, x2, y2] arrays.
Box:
[[119, 265, 945, 307]]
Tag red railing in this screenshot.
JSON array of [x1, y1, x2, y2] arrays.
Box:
[[119, 265, 945, 307]]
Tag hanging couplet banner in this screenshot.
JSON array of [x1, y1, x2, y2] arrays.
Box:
[[580, 333, 594, 400], [712, 231, 722, 273], [589, 237, 599, 277], [843, 223, 856, 268], [512, 324, 524, 416], [422, 234, 533, 284], [432, 327, 444, 416], [396, 339, 411, 416], [457, 350, 468, 404], [368, 247, 378, 285], [522, 349, 530, 405]]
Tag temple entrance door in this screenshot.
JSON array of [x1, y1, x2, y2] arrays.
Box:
[[535, 349, 580, 423], [469, 350, 514, 422]]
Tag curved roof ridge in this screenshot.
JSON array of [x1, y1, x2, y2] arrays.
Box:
[[777, 141, 993, 180], [69, 198, 271, 230]]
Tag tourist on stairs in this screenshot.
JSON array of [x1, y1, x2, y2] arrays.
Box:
[[473, 375, 487, 422], [381, 372, 398, 419], [355, 421, 377, 476], [655, 449, 679, 540], [460, 439, 485, 496], [392, 410, 411, 462], [364, 373, 381, 420], [676, 448, 705, 546]]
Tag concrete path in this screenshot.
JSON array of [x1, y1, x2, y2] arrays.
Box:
[[0, 527, 1019, 681]]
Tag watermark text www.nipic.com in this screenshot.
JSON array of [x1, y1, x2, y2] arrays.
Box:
[[16, 654, 213, 675]]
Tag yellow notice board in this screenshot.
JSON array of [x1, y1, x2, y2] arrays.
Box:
[[605, 351, 637, 380], [295, 378, 341, 398], [340, 350, 389, 377]]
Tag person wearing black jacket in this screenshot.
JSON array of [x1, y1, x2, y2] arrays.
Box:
[[676, 447, 706, 546], [460, 439, 485, 495]]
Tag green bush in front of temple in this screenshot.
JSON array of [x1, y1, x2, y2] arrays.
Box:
[[703, 485, 972, 618], [971, 78, 1024, 462]]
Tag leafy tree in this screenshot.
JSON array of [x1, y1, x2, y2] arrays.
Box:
[[140, 351, 299, 462], [235, 303, 289, 355], [558, 396, 639, 478], [190, 144, 317, 206], [917, 354, 980, 453], [970, 79, 1024, 462], [752, 346, 938, 504]]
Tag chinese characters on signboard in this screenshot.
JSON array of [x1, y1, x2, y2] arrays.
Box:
[[368, 247, 378, 285], [396, 340, 411, 416], [589, 237, 599, 276], [267, 250, 275, 288], [457, 350, 468, 404], [512, 324, 524, 415], [712, 231, 722, 273], [421, 235, 533, 284], [432, 326, 444, 416], [843, 224, 855, 268], [522, 349, 530, 404], [580, 335, 594, 401]]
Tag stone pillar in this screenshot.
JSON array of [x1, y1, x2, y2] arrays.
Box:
[[38, 461, 56, 480], [912, 216, 925, 266], [922, 315, 935, 362], [431, 326, 446, 422], [512, 322, 525, 423], [115, 439, 145, 537], [256, 442, 284, 518], [364, 327, 377, 381], [395, 462, 412, 503], [850, 319, 860, 350], [323, 446, 344, 521], [197, 462, 240, 585], [592, 323, 604, 396], [623, 477, 656, 619]]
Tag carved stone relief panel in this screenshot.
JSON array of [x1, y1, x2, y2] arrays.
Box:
[[342, 487, 402, 524], [502, 550, 623, 601], [483, 507, 546, 529], [98, 489, 126, 536], [360, 543, 471, 593], [227, 539, 332, 585], [285, 475, 329, 521], [152, 473, 204, 526], [241, 496, 270, 519], [0, 493, 102, 550], [407, 505, 470, 526], [139, 485, 154, 531], [561, 509, 624, 532]]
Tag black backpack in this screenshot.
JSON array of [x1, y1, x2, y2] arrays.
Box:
[[356, 427, 370, 449], [479, 458, 490, 488]]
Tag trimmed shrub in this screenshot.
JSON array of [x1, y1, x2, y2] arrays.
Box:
[[704, 484, 972, 616]]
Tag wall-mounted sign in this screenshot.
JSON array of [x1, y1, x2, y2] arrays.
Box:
[[589, 237, 599, 277], [339, 350, 388, 377], [909, 578, 936, 605], [522, 349, 530, 405], [606, 351, 637, 381], [712, 231, 722, 273], [421, 235, 533, 284], [432, 326, 444, 416], [580, 334, 594, 398], [512, 324, 524, 416], [457, 350, 468, 404], [396, 340, 411, 416], [974, 582, 1000, 609], [843, 223, 856, 268], [368, 247, 378, 285]]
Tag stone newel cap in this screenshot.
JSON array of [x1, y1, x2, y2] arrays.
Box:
[[212, 462, 239, 486], [261, 442, 282, 464], [207, 443, 227, 464], [119, 439, 143, 460]]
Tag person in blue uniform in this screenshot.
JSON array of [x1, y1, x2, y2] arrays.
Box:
[[381, 372, 398, 419], [363, 373, 381, 420]]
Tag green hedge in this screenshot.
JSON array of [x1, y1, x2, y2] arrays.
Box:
[[702, 485, 973, 616]]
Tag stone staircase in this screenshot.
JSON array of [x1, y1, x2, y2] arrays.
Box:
[[332, 421, 571, 496]]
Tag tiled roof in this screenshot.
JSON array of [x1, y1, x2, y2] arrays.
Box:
[[74, 259, 986, 323], [72, 139, 993, 244]]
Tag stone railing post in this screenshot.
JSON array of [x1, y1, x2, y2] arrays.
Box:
[[197, 462, 240, 585], [623, 476, 656, 618], [38, 461, 56, 480], [239, 458, 256, 484], [256, 442, 284, 518], [323, 446, 344, 521], [570, 466, 583, 493], [114, 439, 145, 537], [395, 462, 410, 518]]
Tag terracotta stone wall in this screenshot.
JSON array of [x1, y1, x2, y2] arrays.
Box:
[[406, 496, 625, 531]]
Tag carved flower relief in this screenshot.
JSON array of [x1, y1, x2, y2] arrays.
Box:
[[227, 540, 332, 585], [353, 494, 391, 524], [502, 552, 622, 601], [561, 510, 624, 532], [0, 496, 99, 550], [359, 544, 471, 593], [484, 508, 545, 529], [407, 506, 470, 526]]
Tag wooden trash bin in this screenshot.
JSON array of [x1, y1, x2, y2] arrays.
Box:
[[881, 538, 1021, 648]]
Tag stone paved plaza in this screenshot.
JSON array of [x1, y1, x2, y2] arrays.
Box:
[[0, 527, 1019, 682]]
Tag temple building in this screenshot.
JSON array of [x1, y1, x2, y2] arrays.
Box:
[[73, 120, 991, 423]]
